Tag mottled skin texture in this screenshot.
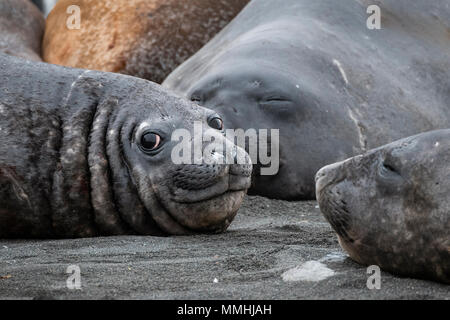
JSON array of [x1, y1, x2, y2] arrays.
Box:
[[0, 53, 252, 239], [42, 0, 250, 84], [316, 130, 450, 284], [0, 0, 45, 61], [164, 0, 450, 200]]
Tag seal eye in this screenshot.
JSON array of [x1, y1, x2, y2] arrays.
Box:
[[383, 163, 397, 174], [208, 117, 224, 131], [191, 94, 202, 103], [140, 132, 161, 151], [379, 160, 401, 179], [265, 96, 288, 102]]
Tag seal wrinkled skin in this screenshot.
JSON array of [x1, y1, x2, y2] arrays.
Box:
[[164, 0, 450, 200], [316, 130, 450, 284], [43, 0, 250, 83], [0, 53, 252, 239], [0, 0, 45, 61]]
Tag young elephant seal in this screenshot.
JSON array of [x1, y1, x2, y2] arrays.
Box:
[[42, 0, 250, 83], [316, 130, 450, 284], [164, 0, 450, 200], [0, 0, 45, 61], [0, 53, 252, 239]]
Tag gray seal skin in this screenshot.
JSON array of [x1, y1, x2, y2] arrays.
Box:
[[30, 0, 58, 16], [163, 0, 450, 200], [0, 53, 252, 239], [0, 0, 45, 61], [316, 130, 450, 284]]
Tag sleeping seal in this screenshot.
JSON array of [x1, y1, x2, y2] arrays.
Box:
[[164, 0, 450, 200], [316, 130, 450, 284], [0, 53, 252, 239], [42, 0, 250, 83], [0, 0, 45, 61]]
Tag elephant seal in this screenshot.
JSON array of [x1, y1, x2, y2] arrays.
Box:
[[316, 129, 450, 284], [42, 0, 250, 83], [31, 0, 58, 16], [0, 0, 45, 61], [164, 0, 450, 200], [0, 53, 252, 239]]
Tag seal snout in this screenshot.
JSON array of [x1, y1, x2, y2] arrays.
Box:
[[315, 160, 346, 198], [172, 164, 226, 191]]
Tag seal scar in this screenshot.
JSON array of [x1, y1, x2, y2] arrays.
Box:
[[347, 107, 367, 152], [333, 59, 349, 85]]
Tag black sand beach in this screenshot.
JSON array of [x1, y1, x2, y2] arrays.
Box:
[[0, 196, 448, 300]]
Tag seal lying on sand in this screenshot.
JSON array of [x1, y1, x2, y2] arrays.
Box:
[[42, 0, 250, 83], [0, 0, 45, 61], [316, 130, 450, 284], [164, 0, 450, 200], [0, 53, 252, 239]]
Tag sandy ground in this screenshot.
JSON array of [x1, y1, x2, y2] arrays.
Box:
[[0, 196, 448, 300]]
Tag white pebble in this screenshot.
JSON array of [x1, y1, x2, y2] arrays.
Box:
[[282, 261, 335, 282]]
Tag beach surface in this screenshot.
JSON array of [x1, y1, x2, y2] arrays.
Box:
[[0, 196, 448, 300]]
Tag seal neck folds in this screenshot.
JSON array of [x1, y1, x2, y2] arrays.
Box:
[[50, 76, 163, 237]]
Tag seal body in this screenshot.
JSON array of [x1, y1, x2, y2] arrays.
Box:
[[31, 0, 58, 16], [0, 53, 252, 239], [0, 0, 45, 61], [163, 0, 450, 200], [42, 0, 250, 83], [316, 130, 450, 284]]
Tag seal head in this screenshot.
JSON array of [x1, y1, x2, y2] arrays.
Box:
[[0, 56, 252, 238], [316, 129, 450, 284]]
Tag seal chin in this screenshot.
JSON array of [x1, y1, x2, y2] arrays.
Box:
[[156, 165, 252, 233], [168, 190, 247, 233]]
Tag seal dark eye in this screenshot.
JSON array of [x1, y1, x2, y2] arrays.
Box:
[[264, 96, 289, 102], [378, 160, 402, 179], [208, 117, 224, 130], [140, 132, 161, 151], [190, 93, 202, 103], [383, 163, 398, 174], [259, 95, 293, 113]]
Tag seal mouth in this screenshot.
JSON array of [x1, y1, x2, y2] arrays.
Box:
[[158, 188, 246, 234], [315, 161, 358, 244], [315, 161, 347, 198], [172, 173, 251, 204], [172, 188, 244, 206], [157, 164, 251, 233]]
